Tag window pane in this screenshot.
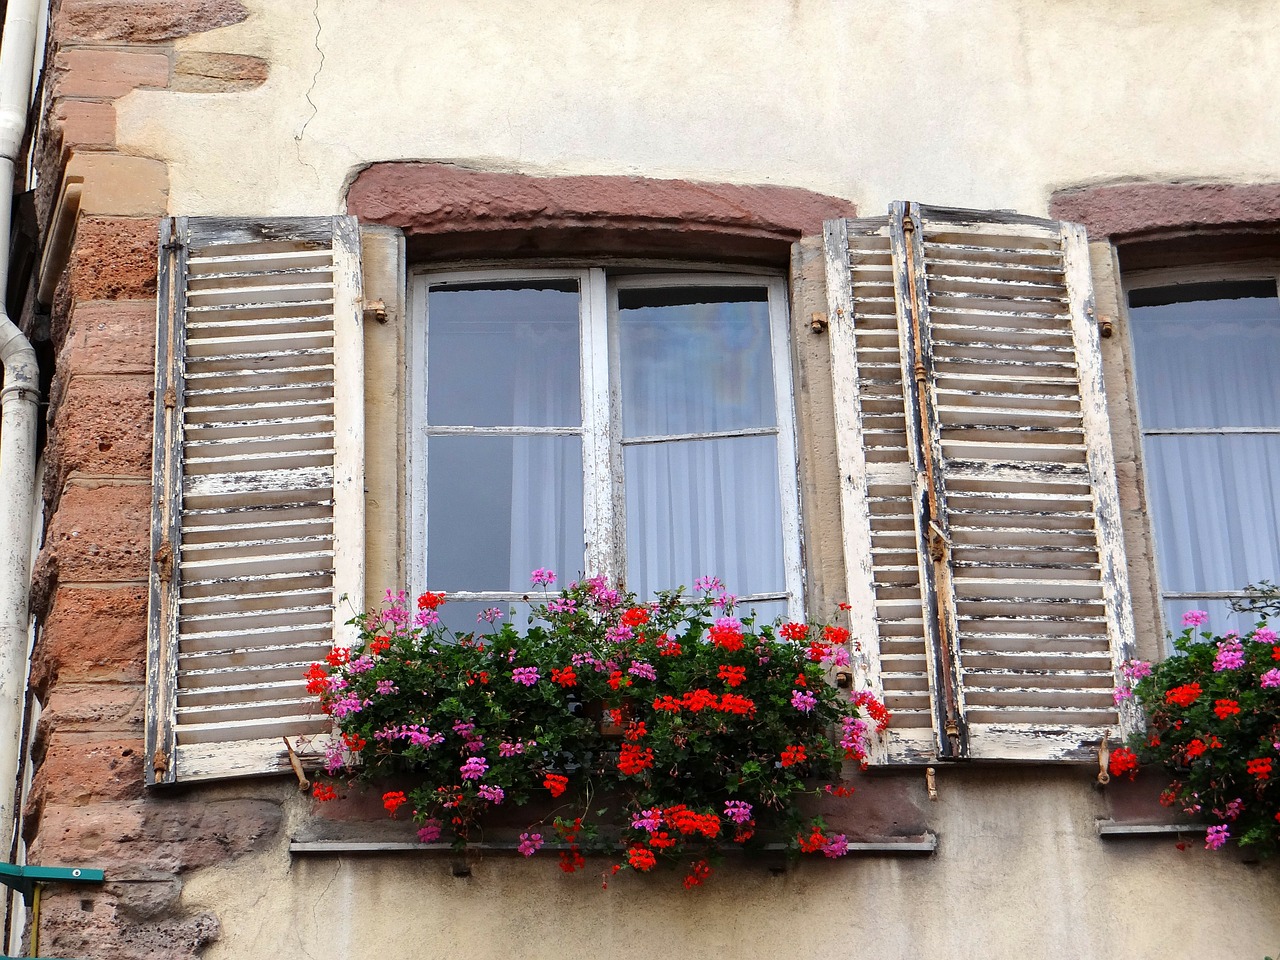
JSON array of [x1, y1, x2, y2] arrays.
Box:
[[624, 435, 783, 599], [427, 435, 584, 591], [1161, 599, 1271, 642], [1144, 434, 1280, 594], [617, 286, 775, 437], [427, 282, 581, 427], [1129, 282, 1280, 429]]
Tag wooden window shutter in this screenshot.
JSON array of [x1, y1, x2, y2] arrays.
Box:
[[825, 202, 1139, 763], [147, 216, 365, 784]]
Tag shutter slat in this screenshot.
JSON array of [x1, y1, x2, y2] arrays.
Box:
[[147, 215, 364, 785]]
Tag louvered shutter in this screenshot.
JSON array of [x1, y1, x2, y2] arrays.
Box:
[[826, 202, 1138, 763], [147, 217, 365, 784]]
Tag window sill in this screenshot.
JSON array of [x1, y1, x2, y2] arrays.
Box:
[[288, 834, 938, 857], [1095, 819, 1196, 838]]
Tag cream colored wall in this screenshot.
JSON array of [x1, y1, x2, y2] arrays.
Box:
[[113, 1, 1280, 955], [117, 0, 1280, 218], [184, 773, 1280, 960]]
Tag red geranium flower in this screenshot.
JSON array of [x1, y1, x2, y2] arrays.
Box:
[[417, 591, 446, 610], [382, 790, 408, 815], [543, 773, 569, 797], [780, 744, 807, 767], [1165, 682, 1201, 708], [621, 606, 650, 628], [1213, 699, 1241, 719], [1108, 746, 1140, 780], [717, 664, 746, 688], [627, 846, 657, 871], [312, 783, 337, 802], [779, 622, 809, 642]]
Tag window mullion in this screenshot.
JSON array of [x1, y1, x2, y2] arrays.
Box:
[[581, 267, 615, 582]]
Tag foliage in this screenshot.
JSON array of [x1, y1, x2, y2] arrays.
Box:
[[307, 573, 888, 886], [1118, 610, 1280, 855], [1232, 580, 1280, 621]]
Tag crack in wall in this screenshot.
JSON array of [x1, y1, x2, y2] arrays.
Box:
[[294, 0, 325, 177]]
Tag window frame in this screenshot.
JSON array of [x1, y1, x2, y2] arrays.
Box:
[[1122, 260, 1280, 637], [406, 264, 804, 619]]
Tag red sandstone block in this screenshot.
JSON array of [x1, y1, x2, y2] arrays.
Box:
[[67, 216, 159, 302], [30, 586, 147, 691], [38, 683, 145, 732], [48, 374, 154, 484], [54, 48, 170, 98], [30, 733, 146, 806], [63, 300, 158, 375], [53, 99, 116, 151], [36, 482, 151, 585], [55, 0, 248, 44]]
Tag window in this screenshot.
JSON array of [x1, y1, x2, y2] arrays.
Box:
[[1127, 276, 1280, 634], [407, 269, 803, 629]]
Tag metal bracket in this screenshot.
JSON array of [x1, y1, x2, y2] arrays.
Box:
[[0, 862, 104, 905]]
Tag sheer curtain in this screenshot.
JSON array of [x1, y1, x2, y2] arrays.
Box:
[[1129, 282, 1280, 633], [617, 286, 784, 601]]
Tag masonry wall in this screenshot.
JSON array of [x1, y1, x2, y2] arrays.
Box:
[[14, 1, 1280, 957]]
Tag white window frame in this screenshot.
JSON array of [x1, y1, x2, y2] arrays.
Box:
[[406, 265, 804, 618], [1123, 261, 1280, 636]]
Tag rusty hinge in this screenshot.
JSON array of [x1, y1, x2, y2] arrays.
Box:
[[363, 298, 387, 324], [155, 539, 174, 581], [152, 747, 169, 776]]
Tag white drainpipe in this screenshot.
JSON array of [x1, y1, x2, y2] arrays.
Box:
[[0, 0, 44, 854]]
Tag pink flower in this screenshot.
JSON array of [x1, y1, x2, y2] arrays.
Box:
[[478, 607, 503, 623], [1205, 824, 1230, 850], [477, 784, 505, 804], [630, 808, 663, 833], [1213, 639, 1245, 671], [628, 661, 657, 681], [417, 820, 443, 843], [1254, 627, 1278, 644], [694, 576, 723, 594], [511, 666, 540, 686], [547, 597, 577, 614], [1182, 610, 1209, 628], [723, 800, 753, 825], [460, 756, 488, 780], [517, 832, 543, 857], [820, 834, 848, 858], [1121, 659, 1153, 682], [1113, 686, 1134, 704], [530, 568, 556, 586], [791, 689, 818, 714], [1261, 669, 1280, 689], [414, 609, 440, 627], [375, 679, 398, 695]]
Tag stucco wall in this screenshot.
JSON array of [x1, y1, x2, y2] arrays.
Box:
[[113, 0, 1280, 217], [21, 0, 1280, 957]]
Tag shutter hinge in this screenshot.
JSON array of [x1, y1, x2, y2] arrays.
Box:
[[927, 521, 950, 563], [152, 747, 169, 775], [809, 312, 828, 334], [155, 538, 174, 581], [1096, 731, 1112, 785], [363, 298, 388, 324], [1097, 313, 1114, 338]]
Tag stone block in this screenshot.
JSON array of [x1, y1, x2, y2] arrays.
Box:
[[31, 797, 283, 877], [30, 585, 148, 692], [38, 683, 145, 733], [34, 482, 151, 588], [54, 99, 116, 152], [62, 300, 158, 375], [54, 48, 171, 98], [55, 0, 248, 44], [30, 733, 146, 806], [46, 374, 154, 487], [172, 51, 268, 92], [70, 153, 170, 217], [66, 216, 159, 302]]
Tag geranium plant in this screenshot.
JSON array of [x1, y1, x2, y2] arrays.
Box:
[[306, 572, 888, 887], [1115, 610, 1280, 855]]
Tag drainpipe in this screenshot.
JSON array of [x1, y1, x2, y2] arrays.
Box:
[[0, 0, 44, 856]]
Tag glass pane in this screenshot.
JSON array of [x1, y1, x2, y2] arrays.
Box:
[[1129, 281, 1280, 429], [427, 281, 581, 427], [1161, 598, 1269, 644], [433, 600, 521, 638], [625, 435, 783, 600], [1144, 434, 1280, 594], [617, 286, 775, 437], [427, 435, 584, 591]]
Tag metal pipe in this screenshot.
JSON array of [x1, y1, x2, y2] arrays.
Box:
[[0, 0, 45, 865]]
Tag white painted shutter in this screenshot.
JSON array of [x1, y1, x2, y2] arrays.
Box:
[[826, 203, 1138, 763], [147, 217, 364, 784]]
